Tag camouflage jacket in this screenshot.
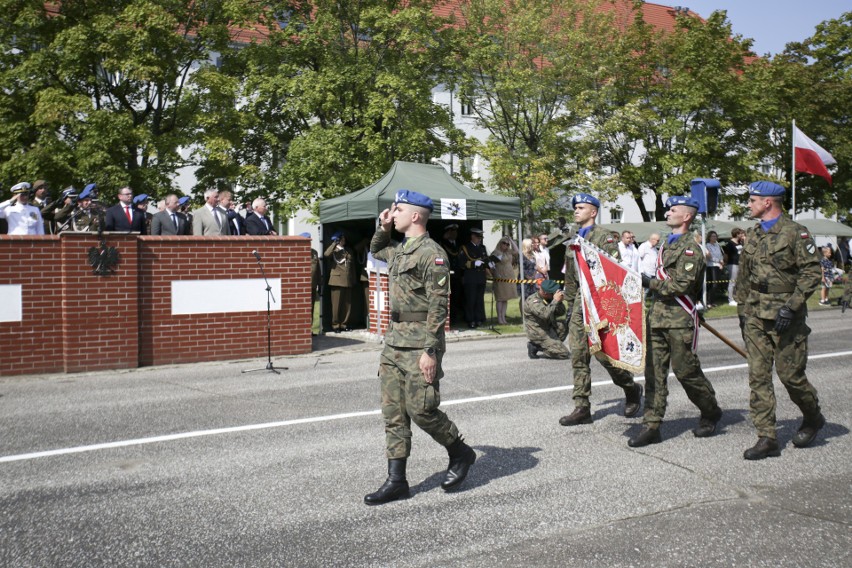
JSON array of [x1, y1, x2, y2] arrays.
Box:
[[523, 293, 567, 341], [564, 224, 621, 313], [54, 203, 101, 232], [648, 231, 704, 328], [371, 228, 450, 351], [734, 216, 820, 320]]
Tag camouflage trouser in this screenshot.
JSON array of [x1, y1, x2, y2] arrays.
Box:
[[843, 279, 852, 303], [743, 316, 820, 439], [529, 321, 570, 359], [379, 345, 459, 459], [568, 305, 635, 407], [643, 324, 720, 426]]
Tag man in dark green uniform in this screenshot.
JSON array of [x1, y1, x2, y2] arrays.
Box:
[[559, 193, 643, 426], [524, 279, 570, 359], [735, 181, 824, 460], [629, 196, 722, 447], [365, 190, 476, 505]]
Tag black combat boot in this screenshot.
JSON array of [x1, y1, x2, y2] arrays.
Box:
[[441, 437, 476, 491], [624, 383, 643, 418], [364, 458, 410, 505], [791, 413, 826, 448], [527, 342, 540, 359], [628, 425, 662, 447], [693, 407, 723, 438], [743, 437, 780, 460], [559, 406, 592, 426]]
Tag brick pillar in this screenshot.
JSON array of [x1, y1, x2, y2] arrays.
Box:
[[368, 271, 451, 335], [60, 232, 139, 373]]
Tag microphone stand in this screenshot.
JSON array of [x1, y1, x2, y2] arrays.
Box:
[[243, 251, 288, 374]]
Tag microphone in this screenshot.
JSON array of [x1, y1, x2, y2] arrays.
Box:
[[252, 249, 261, 261]]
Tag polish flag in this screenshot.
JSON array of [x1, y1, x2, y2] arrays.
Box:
[[794, 126, 836, 185]]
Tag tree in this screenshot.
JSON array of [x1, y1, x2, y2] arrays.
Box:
[[743, 12, 851, 216], [575, 7, 756, 221], [453, 0, 616, 232], [0, 0, 258, 197], [198, 0, 468, 217]]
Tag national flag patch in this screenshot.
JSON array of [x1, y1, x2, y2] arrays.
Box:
[[685, 249, 694, 256], [606, 237, 614, 243], [800, 232, 810, 239], [435, 257, 445, 265]]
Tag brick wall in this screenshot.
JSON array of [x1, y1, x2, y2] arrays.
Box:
[[0, 234, 312, 377]]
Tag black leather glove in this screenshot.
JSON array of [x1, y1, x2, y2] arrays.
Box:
[[641, 274, 652, 289], [774, 305, 794, 333]]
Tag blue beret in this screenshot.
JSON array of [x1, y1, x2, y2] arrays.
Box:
[[132, 193, 149, 204], [298, 232, 311, 239], [571, 193, 600, 209], [540, 279, 561, 294], [10, 182, 31, 194], [178, 196, 190, 206], [393, 189, 433, 211], [665, 195, 700, 209], [78, 187, 94, 200], [749, 181, 785, 197], [331, 230, 344, 241], [83, 183, 97, 193]]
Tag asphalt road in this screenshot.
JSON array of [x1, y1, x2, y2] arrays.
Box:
[[1, 311, 850, 567]]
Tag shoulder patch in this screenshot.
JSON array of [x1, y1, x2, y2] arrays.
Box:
[[801, 232, 810, 239], [685, 262, 694, 272], [684, 249, 694, 256], [606, 237, 614, 243], [806, 243, 816, 255], [435, 257, 445, 265]]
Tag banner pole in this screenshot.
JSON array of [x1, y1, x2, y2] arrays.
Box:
[[792, 119, 797, 220]]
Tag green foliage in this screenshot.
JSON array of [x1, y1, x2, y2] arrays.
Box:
[[0, 0, 257, 198], [197, 0, 466, 218]]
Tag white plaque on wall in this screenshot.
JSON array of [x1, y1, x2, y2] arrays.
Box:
[[0, 285, 23, 322], [171, 279, 282, 315]]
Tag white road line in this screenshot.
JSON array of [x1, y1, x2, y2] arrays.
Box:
[[3, 350, 851, 464]]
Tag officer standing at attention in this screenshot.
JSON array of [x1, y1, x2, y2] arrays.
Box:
[[458, 227, 490, 328], [524, 279, 570, 360], [630, 196, 723, 447], [559, 193, 643, 426], [365, 190, 476, 505], [735, 181, 824, 460]]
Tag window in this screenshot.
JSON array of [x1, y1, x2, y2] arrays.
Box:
[[610, 208, 622, 223], [459, 94, 474, 117]]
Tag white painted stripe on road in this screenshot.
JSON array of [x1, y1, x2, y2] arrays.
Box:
[[3, 350, 852, 464]]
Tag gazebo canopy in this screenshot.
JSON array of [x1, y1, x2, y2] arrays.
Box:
[[319, 161, 521, 223]]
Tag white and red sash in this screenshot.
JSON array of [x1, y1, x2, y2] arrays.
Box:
[[655, 243, 700, 352]]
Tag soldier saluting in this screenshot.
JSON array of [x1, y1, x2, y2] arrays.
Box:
[[365, 190, 476, 505], [735, 181, 824, 460]]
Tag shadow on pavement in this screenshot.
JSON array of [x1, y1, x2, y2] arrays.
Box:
[[410, 445, 542, 496]]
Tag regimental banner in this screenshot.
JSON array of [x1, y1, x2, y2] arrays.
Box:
[[440, 198, 467, 220], [571, 236, 645, 373]]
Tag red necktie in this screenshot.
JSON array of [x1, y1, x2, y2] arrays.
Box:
[[125, 206, 132, 223]]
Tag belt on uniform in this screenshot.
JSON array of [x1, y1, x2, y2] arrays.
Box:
[[390, 311, 428, 323], [751, 282, 795, 294]]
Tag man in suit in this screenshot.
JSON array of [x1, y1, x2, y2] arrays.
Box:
[[245, 198, 277, 235], [104, 186, 147, 233], [192, 188, 230, 236], [219, 190, 245, 235], [458, 227, 490, 328], [151, 194, 190, 235]]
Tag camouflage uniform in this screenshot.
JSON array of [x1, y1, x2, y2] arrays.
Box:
[[523, 293, 570, 359], [734, 216, 822, 439], [54, 202, 101, 232], [370, 228, 460, 459], [644, 233, 721, 426], [566, 225, 637, 407]]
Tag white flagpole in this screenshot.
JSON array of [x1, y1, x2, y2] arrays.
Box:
[[792, 119, 797, 220]]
